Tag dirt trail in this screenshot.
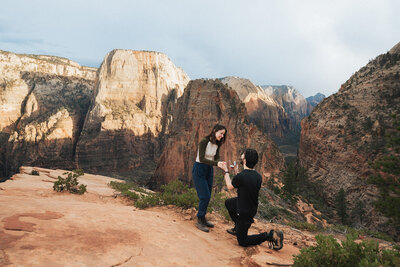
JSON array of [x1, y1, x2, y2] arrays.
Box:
[[0, 167, 304, 266]]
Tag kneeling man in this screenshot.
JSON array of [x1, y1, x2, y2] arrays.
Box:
[[220, 149, 283, 249]]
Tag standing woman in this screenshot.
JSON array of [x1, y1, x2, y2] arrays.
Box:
[[192, 124, 227, 232]]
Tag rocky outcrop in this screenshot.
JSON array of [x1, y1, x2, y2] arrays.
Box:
[[76, 50, 189, 178], [261, 85, 313, 135], [306, 93, 326, 108], [262, 85, 312, 117], [258, 85, 319, 157], [220, 77, 292, 139], [298, 42, 400, 237], [220, 78, 324, 158], [153, 79, 285, 186], [0, 50, 96, 179]]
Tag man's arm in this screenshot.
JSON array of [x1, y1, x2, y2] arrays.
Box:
[[220, 162, 235, 190]]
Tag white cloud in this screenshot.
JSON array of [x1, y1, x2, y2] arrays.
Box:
[[1, 0, 399, 97]]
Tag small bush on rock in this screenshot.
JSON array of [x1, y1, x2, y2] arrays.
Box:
[[110, 179, 198, 209], [31, 170, 40, 176], [160, 179, 199, 209], [134, 193, 161, 209], [109, 181, 140, 200], [53, 169, 87, 195], [288, 221, 321, 232], [109, 179, 229, 216]]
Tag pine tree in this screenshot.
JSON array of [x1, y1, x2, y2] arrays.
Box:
[[282, 162, 296, 195], [351, 200, 365, 225], [336, 188, 348, 225]]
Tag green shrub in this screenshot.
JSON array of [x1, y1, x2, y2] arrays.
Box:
[[160, 179, 199, 209], [329, 224, 358, 235], [31, 170, 40, 176], [110, 179, 198, 210], [109, 178, 231, 221], [293, 234, 400, 267], [326, 224, 394, 243], [110, 180, 161, 208], [258, 202, 280, 220], [209, 191, 229, 220], [109, 181, 146, 200], [134, 194, 161, 209], [53, 169, 87, 195], [288, 221, 320, 232], [362, 229, 394, 243]]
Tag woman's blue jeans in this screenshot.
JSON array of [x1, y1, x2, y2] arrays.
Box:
[[192, 162, 213, 218]]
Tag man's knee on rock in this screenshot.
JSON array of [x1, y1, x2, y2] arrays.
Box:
[[238, 240, 249, 247], [237, 236, 248, 247]]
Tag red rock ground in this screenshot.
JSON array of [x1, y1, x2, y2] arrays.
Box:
[[0, 166, 308, 266]]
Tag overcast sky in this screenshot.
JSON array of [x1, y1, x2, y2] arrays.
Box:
[[1, 0, 399, 97]]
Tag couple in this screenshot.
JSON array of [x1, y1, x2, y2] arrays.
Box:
[[192, 124, 284, 250]]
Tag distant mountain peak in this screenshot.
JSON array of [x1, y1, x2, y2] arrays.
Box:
[[306, 93, 325, 107]]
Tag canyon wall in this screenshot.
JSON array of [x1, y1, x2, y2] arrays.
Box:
[[298, 42, 400, 237], [153, 79, 285, 187], [0, 50, 96, 179], [76, 50, 190, 178]]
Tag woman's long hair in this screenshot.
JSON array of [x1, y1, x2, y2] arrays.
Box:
[[207, 124, 227, 146]]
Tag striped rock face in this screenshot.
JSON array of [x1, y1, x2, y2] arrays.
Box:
[[0, 50, 96, 179], [76, 50, 190, 176]]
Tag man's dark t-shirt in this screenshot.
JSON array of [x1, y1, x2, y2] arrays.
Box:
[[231, 169, 262, 217]]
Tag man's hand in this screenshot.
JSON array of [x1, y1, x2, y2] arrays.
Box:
[[221, 162, 234, 190], [234, 163, 239, 175]]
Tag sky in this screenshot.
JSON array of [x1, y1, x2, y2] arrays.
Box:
[[1, 0, 399, 97]]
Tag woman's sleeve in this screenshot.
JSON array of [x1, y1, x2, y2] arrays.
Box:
[[198, 138, 218, 166]]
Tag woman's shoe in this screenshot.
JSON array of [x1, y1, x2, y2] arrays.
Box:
[[196, 218, 210, 232], [200, 216, 214, 228]]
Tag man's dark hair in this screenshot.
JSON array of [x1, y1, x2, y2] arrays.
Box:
[[244, 149, 258, 169]]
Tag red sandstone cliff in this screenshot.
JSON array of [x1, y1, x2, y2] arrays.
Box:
[[153, 79, 285, 186]]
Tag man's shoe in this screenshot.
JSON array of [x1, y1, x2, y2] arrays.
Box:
[[200, 216, 214, 228], [268, 230, 284, 251], [196, 218, 209, 232], [226, 227, 236, 236]]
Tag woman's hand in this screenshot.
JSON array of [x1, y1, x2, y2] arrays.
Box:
[[217, 161, 228, 171]]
